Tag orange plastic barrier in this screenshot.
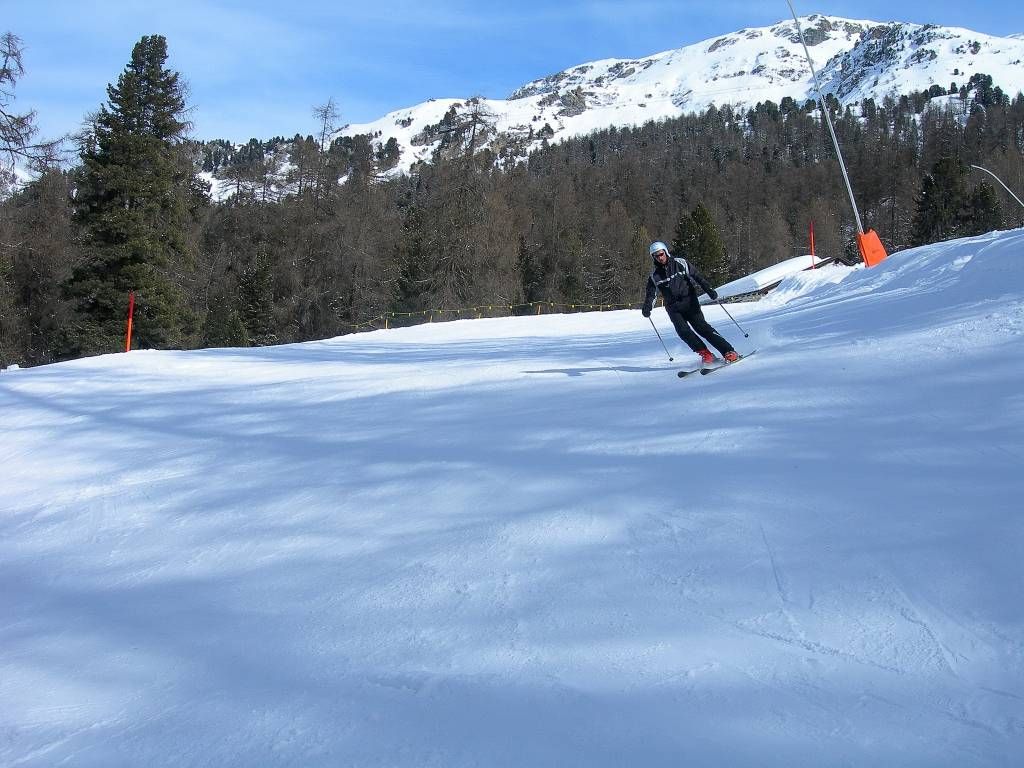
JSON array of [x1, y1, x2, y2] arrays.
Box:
[[857, 230, 888, 268]]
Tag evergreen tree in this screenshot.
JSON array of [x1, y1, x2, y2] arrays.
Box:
[[910, 156, 967, 246], [672, 206, 697, 262], [202, 296, 248, 348], [673, 202, 730, 286], [237, 250, 278, 345], [65, 35, 203, 355], [378, 137, 401, 171], [394, 205, 431, 316], [961, 181, 1003, 236]]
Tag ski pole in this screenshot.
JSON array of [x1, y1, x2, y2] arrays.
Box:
[[716, 299, 749, 338], [648, 316, 674, 361]]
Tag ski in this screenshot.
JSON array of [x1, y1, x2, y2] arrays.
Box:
[[677, 358, 723, 377], [700, 350, 757, 375]]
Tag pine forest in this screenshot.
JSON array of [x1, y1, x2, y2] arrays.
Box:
[[2, 33, 1023, 367]]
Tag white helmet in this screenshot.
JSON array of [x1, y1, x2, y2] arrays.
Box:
[[649, 241, 670, 261]]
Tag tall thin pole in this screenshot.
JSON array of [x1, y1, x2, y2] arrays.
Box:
[[786, 1, 865, 235], [970, 164, 1024, 211], [125, 291, 135, 353]]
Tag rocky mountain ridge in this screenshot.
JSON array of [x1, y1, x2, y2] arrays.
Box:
[[204, 15, 1024, 191]]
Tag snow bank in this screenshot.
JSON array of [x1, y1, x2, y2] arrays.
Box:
[[714, 253, 845, 299]]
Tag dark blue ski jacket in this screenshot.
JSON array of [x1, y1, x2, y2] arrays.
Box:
[[642, 256, 715, 315]]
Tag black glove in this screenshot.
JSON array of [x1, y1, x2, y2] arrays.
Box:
[[707, 289, 718, 301], [641, 307, 651, 318]]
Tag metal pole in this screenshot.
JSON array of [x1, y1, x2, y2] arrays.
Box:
[[716, 300, 749, 338], [648, 316, 674, 361], [786, 0, 865, 235], [970, 165, 1024, 211]]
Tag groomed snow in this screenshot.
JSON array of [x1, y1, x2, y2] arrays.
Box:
[[2, 230, 1023, 766]]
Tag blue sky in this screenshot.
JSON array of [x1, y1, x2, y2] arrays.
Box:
[[8, 1, 1024, 144]]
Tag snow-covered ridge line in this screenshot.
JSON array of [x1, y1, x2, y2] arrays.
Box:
[[327, 15, 1024, 177]]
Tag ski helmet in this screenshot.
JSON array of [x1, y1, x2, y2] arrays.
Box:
[[649, 241, 670, 262]]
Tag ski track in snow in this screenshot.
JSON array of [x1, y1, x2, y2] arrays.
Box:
[[2, 230, 1024, 766]]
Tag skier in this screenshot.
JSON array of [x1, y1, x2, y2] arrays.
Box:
[[641, 241, 738, 365]]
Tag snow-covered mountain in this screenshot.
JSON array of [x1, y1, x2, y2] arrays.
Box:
[[336, 15, 1024, 176], [3, 229, 1024, 765]]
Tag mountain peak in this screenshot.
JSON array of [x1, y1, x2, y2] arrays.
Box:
[[319, 16, 1024, 179]]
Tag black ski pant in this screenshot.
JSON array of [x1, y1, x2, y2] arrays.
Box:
[[665, 299, 735, 356]]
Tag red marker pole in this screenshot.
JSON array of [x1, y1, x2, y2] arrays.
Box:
[[125, 291, 135, 352], [809, 220, 816, 269]]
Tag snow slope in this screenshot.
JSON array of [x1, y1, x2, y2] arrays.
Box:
[[2, 230, 1024, 766]]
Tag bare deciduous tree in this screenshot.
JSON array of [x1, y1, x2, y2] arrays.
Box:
[[1, 33, 61, 187]]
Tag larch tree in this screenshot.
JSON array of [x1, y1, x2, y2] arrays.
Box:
[[1, 32, 61, 186]]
